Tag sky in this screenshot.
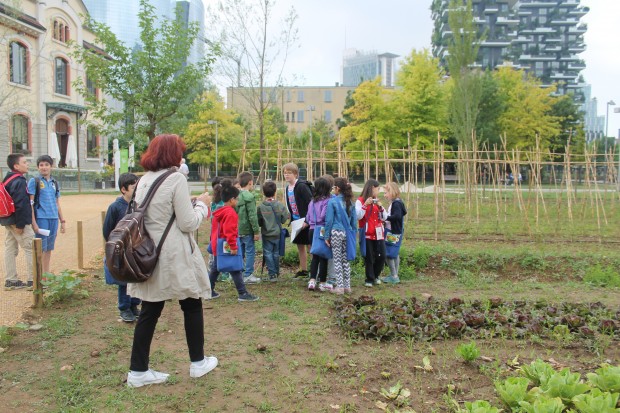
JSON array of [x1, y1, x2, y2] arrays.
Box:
[[206, 0, 620, 139]]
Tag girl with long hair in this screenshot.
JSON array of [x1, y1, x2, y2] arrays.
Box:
[[306, 177, 332, 291], [355, 179, 387, 287], [324, 177, 357, 294]]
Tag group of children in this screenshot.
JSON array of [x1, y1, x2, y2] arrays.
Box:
[[102, 161, 408, 321]]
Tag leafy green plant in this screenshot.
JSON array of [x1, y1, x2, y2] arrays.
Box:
[[540, 369, 590, 404], [455, 341, 480, 363], [460, 400, 502, 413], [42, 270, 89, 305], [495, 377, 531, 409], [520, 359, 556, 387], [572, 388, 619, 413], [583, 265, 620, 288], [518, 397, 565, 413], [411, 243, 432, 270], [586, 364, 620, 393]]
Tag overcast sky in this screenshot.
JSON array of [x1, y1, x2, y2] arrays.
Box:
[[206, 0, 620, 139]]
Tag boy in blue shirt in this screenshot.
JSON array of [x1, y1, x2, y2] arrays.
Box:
[[103, 173, 141, 322], [28, 155, 65, 274]]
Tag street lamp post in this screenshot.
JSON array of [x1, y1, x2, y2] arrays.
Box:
[[208, 120, 218, 177], [605, 100, 616, 154], [307, 105, 315, 180]]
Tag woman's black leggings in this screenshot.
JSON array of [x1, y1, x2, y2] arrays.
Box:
[[130, 298, 204, 372]]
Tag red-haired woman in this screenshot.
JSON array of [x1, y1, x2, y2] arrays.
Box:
[[126, 134, 216, 387]]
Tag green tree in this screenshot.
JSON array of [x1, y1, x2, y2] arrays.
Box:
[[494, 67, 560, 150], [339, 78, 393, 155], [393, 49, 447, 149], [548, 94, 585, 160], [446, 0, 485, 147], [476, 70, 506, 147], [335, 90, 355, 130], [71, 0, 216, 146], [185, 91, 244, 170]]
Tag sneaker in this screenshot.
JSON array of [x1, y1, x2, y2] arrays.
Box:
[[344, 287, 353, 294], [210, 291, 220, 299], [374, 279, 382, 285], [127, 369, 169, 388], [318, 283, 333, 292], [269, 275, 278, 282], [131, 305, 141, 318], [308, 279, 316, 291], [238, 292, 259, 302], [294, 270, 308, 278], [381, 276, 401, 284], [4, 280, 27, 291], [364, 282, 373, 288], [120, 309, 136, 322], [244, 275, 261, 284], [330, 287, 344, 295], [190, 356, 218, 378]]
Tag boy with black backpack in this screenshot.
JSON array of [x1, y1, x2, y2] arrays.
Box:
[[103, 173, 141, 322], [27, 155, 65, 275], [1, 154, 34, 290]]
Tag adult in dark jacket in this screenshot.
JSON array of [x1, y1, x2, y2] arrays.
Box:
[[282, 163, 313, 277], [1, 154, 34, 290]]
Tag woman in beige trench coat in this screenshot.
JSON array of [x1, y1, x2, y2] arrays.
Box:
[[126, 134, 217, 388]]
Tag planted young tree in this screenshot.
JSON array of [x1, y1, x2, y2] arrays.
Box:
[[446, 0, 485, 148], [71, 0, 216, 147], [209, 0, 299, 182]]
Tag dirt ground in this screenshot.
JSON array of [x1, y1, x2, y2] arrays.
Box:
[[0, 194, 117, 326]]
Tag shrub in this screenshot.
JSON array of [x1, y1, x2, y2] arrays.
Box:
[[42, 270, 88, 305], [583, 265, 620, 288]]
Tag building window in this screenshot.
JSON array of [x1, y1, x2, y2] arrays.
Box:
[[9, 41, 28, 85], [53, 19, 70, 42], [286, 112, 290, 122], [324, 90, 332, 102], [11, 115, 30, 153], [291, 111, 295, 122], [297, 91, 304, 102], [286, 90, 291, 102], [55, 57, 69, 95], [87, 127, 98, 157], [324, 110, 332, 123], [86, 76, 98, 99], [297, 110, 304, 123]]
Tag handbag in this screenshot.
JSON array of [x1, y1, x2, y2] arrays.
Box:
[[335, 201, 357, 261], [269, 203, 289, 256], [385, 200, 405, 259], [309, 203, 332, 259], [213, 222, 243, 272]]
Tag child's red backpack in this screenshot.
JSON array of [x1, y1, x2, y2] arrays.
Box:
[[0, 174, 21, 218]]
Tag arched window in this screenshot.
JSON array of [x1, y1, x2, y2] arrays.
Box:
[[11, 115, 30, 154], [55, 57, 69, 95], [9, 41, 28, 85], [53, 18, 69, 42]]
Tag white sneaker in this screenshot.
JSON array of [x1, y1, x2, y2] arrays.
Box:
[[127, 369, 169, 388], [244, 275, 261, 284], [190, 356, 218, 378]]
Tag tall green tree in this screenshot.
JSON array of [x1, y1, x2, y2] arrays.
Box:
[[71, 0, 216, 146], [446, 0, 485, 147], [339, 79, 393, 155], [393, 49, 447, 149], [548, 95, 585, 160], [476, 70, 506, 147], [494, 67, 560, 150]]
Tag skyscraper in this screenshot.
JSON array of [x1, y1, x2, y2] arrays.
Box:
[[341, 49, 399, 88], [431, 0, 588, 99], [83, 0, 204, 65]]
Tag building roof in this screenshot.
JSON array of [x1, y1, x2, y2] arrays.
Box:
[[0, 2, 46, 34]]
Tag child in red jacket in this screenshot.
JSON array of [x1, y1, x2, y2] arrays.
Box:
[[208, 181, 259, 302], [355, 179, 387, 287]]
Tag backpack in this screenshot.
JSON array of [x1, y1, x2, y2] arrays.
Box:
[[105, 169, 176, 283], [0, 174, 22, 218], [33, 177, 60, 213]]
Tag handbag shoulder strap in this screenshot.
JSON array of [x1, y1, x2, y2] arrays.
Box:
[[268, 202, 282, 231], [131, 168, 175, 212]]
